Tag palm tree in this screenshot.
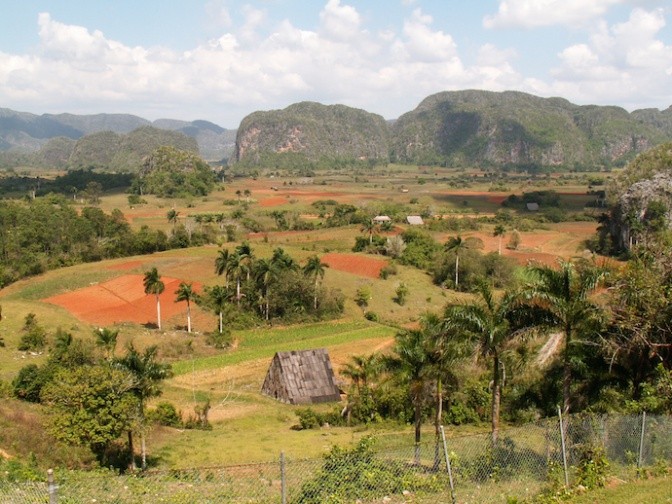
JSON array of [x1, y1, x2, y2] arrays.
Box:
[[143, 268, 165, 330], [421, 312, 470, 467], [494, 225, 506, 255], [115, 344, 172, 470], [175, 282, 197, 333], [214, 248, 231, 287], [361, 219, 378, 245], [385, 328, 431, 465], [166, 209, 179, 230], [204, 285, 231, 334], [303, 255, 328, 310], [444, 281, 519, 443], [95, 327, 119, 360], [340, 353, 382, 424], [253, 258, 277, 320], [445, 236, 467, 288], [226, 253, 247, 307], [522, 260, 607, 415]]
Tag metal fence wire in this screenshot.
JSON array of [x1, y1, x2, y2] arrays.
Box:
[[1, 413, 670, 504]]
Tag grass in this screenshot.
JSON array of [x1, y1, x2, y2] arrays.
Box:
[[171, 320, 396, 375], [567, 475, 672, 503]]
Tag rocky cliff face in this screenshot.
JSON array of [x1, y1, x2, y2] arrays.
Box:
[[234, 91, 670, 170], [234, 102, 390, 164]]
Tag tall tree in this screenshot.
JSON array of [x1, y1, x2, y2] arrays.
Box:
[[361, 219, 378, 245], [385, 328, 431, 465], [445, 235, 467, 288], [143, 268, 165, 330], [253, 258, 278, 320], [166, 209, 179, 230], [226, 253, 247, 307], [421, 312, 470, 466], [303, 255, 328, 310], [444, 281, 519, 443], [115, 344, 172, 470], [203, 285, 231, 334], [522, 260, 607, 415], [175, 282, 197, 333], [494, 225, 506, 256], [214, 248, 231, 287], [41, 365, 136, 460]]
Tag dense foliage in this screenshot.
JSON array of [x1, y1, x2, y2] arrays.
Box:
[[0, 197, 213, 287], [132, 146, 217, 197]]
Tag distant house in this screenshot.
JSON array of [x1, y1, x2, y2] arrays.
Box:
[[526, 202, 540, 212], [406, 215, 424, 225], [261, 349, 341, 405], [373, 215, 391, 223]]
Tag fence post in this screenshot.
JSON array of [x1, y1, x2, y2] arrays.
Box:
[[439, 425, 457, 504], [637, 411, 647, 474], [280, 451, 287, 504], [47, 468, 57, 504], [558, 406, 569, 488]]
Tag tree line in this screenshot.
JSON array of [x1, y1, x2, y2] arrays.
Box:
[[0, 197, 215, 288], [317, 240, 672, 463]]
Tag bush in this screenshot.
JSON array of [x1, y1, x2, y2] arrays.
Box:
[[148, 402, 182, 427], [205, 330, 233, 349], [379, 263, 398, 279], [294, 437, 444, 504], [364, 311, 379, 322]]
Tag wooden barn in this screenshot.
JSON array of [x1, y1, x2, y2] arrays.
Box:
[[261, 349, 342, 405]]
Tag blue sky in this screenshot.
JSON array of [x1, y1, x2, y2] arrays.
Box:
[[1, 0, 671, 128]]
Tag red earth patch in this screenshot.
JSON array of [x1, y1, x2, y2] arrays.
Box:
[[43, 274, 202, 326], [321, 253, 388, 279]]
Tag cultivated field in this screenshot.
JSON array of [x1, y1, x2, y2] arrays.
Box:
[[0, 165, 609, 470]]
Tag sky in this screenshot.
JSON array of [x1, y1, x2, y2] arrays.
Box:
[[0, 0, 671, 129]]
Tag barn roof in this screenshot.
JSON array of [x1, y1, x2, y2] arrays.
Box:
[[261, 349, 341, 405], [406, 215, 424, 225]]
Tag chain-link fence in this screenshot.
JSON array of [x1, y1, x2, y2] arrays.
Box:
[[1, 413, 670, 504]]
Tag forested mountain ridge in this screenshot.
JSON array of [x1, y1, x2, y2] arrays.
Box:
[[0, 108, 235, 162], [3, 89, 672, 171], [234, 102, 390, 166], [234, 90, 672, 170]]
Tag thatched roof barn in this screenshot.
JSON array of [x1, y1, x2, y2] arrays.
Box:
[[261, 349, 341, 405]]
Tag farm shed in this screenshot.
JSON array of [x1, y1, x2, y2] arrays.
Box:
[[373, 215, 391, 223], [261, 349, 342, 405], [406, 215, 424, 225]]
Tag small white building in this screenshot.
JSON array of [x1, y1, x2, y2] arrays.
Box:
[[373, 215, 391, 223], [406, 215, 424, 225]]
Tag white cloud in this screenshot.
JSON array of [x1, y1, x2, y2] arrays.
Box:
[[549, 7, 672, 108], [319, 0, 362, 41], [401, 9, 458, 63], [1, 2, 670, 126], [484, 0, 622, 29]]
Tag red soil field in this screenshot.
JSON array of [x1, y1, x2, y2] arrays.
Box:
[[44, 274, 202, 326], [259, 196, 288, 207], [321, 253, 388, 279]]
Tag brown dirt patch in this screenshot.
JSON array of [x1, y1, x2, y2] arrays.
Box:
[[321, 253, 388, 279], [107, 260, 144, 271], [259, 196, 288, 207], [44, 274, 203, 326]]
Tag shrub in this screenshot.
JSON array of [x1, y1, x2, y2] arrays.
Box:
[[364, 311, 379, 322], [148, 402, 182, 427], [379, 263, 398, 279], [294, 437, 444, 504]]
